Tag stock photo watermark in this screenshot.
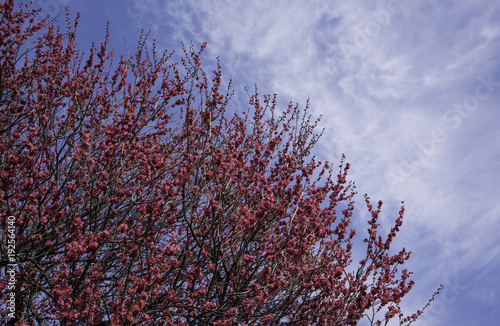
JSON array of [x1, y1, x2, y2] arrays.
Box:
[[5, 215, 17, 320], [415, 277, 468, 326], [32, 0, 69, 20], [386, 73, 500, 186], [352, 0, 404, 49]]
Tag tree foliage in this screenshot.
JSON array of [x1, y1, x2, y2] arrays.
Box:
[[0, 1, 439, 325]]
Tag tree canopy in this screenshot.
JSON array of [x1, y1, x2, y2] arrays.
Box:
[[0, 1, 439, 325]]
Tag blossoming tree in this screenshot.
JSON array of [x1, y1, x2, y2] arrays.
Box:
[[0, 1, 439, 325]]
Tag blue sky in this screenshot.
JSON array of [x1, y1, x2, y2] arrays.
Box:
[[32, 0, 500, 324]]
